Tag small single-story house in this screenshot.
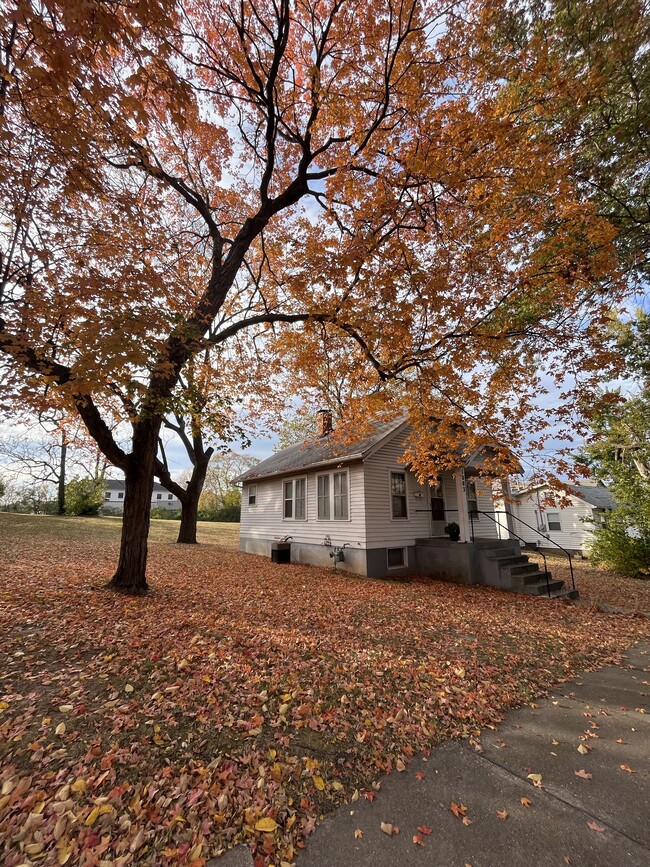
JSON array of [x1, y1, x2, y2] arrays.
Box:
[[235, 413, 577, 598], [507, 481, 615, 556], [103, 479, 181, 512]]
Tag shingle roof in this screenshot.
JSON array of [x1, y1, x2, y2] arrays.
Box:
[[565, 484, 616, 509], [234, 418, 407, 483], [513, 482, 616, 510]]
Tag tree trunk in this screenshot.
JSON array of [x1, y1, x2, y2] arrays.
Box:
[[176, 457, 210, 544], [177, 494, 199, 543], [57, 434, 67, 515], [107, 422, 159, 594]]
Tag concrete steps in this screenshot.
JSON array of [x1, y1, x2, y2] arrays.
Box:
[[481, 546, 579, 600]]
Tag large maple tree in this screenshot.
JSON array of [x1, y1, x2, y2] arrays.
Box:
[[0, 0, 627, 593]]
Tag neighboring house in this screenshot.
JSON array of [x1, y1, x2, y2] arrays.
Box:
[[507, 482, 615, 556], [103, 479, 181, 512], [235, 412, 577, 598]]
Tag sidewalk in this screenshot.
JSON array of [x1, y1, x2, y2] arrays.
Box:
[[215, 643, 649, 867], [295, 643, 649, 867]]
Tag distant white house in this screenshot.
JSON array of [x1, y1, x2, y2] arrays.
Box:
[[505, 482, 615, 556], [104, 479, 181, 512], [233, 413, 577, 598]]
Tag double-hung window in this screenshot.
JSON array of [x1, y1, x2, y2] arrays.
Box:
[[547, 511, 561, 531], [283, 478, 306, 520], [316, 471, 349, 520], [247, 484, 257, 507], [390, 471, 408, 519]]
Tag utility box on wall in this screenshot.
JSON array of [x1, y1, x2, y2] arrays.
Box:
[[271, 541, 291, 564]]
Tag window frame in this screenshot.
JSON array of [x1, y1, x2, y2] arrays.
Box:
[[547, 511, 562, 532], [117, 492, 124, 500], [283, 476, 307, 521], [389, 470, 409, 520], [316, 469, 350, 521], [247, 483, 257, 507], [386, 547, 407, 569]]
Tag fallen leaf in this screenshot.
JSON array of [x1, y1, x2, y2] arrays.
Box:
[[462, 816, 473, 826], [313, 775, 325, 791], [496, 810, 508, 820], [574, 769, 592, 780], [620, 764, 634, 773], [412, 834, 425, 846], [417, 825, 432, 835], [587, 820, 605, 833], [380, 821, 399, 836], [396, 759, 406, 772], [450, 801, 467, 817], [520, 797, 532, 807], [415, 771, 426, 780], [354, 828, 363, 839], [527, 773, 542, 784], [255, 817, 278, 833], [577, 744, 589, 755], [616, 738, 627, 744]]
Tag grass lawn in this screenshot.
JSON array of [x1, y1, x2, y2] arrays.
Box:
[[1, 513, 648, 866]]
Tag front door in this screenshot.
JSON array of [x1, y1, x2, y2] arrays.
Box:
[[430, 479, 446, 536]]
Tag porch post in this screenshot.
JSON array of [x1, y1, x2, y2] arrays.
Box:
[[454, 468, 471, 542], [501, 476, 517, 539]]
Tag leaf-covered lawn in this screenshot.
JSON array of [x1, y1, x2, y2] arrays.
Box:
[[528, 552, 650, 613], [1, 514, 648, 866]]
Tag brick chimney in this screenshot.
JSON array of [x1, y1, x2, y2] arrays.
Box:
[[316, 408, 333, 437]]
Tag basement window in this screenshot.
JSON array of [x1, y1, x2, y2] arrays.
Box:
[[387, 547, 407, 569]]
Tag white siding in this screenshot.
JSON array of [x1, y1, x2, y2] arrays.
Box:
[[363, 430, 435, 547], [240, 463, 367, 549], [513, 489, 597, 552]]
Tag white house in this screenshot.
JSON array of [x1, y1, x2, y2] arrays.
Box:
[[235, 412, 577, 598], [103, 479, 181, 512], [507, 482, 615, 556]]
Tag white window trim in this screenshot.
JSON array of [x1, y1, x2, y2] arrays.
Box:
[[316, 469, 350, 521], [282, 476, 308, 521], [247, 483, 257, 507], [388, 469, 409, 521], [547, 511, 562, 532], [386, 547, 407, 569]]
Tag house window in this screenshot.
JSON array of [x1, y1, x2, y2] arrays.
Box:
[[168, 494, 173, 500], [156, 493, 162, 500], [316, 471, 349, 520], [547, 512, 561, 531], [283, 478, 306, 520], [105, 492, 111, 500], [390, 471, 408, 519], [247, 484, 257, 507], [333, 472, 348, 519], [317, 475, 330, 519], [387, 547, 407, 569], [466, 478, 479, 520], [118, 492, 124, 500]]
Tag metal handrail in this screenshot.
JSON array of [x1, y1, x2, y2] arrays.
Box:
[[475, 509, 575, 593]]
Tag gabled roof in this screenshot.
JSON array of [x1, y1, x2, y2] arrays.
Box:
[[512, 482, 615, 510], [234, 418, 407, 483], [566, 484, 616, 509]]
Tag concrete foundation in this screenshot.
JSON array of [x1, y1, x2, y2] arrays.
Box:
[[414, 538, 521, 586]]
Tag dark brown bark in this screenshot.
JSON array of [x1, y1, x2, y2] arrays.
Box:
[[177, 494, 199, 544], [107, 421, 159, 594], [57, 434, 66, 516]]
